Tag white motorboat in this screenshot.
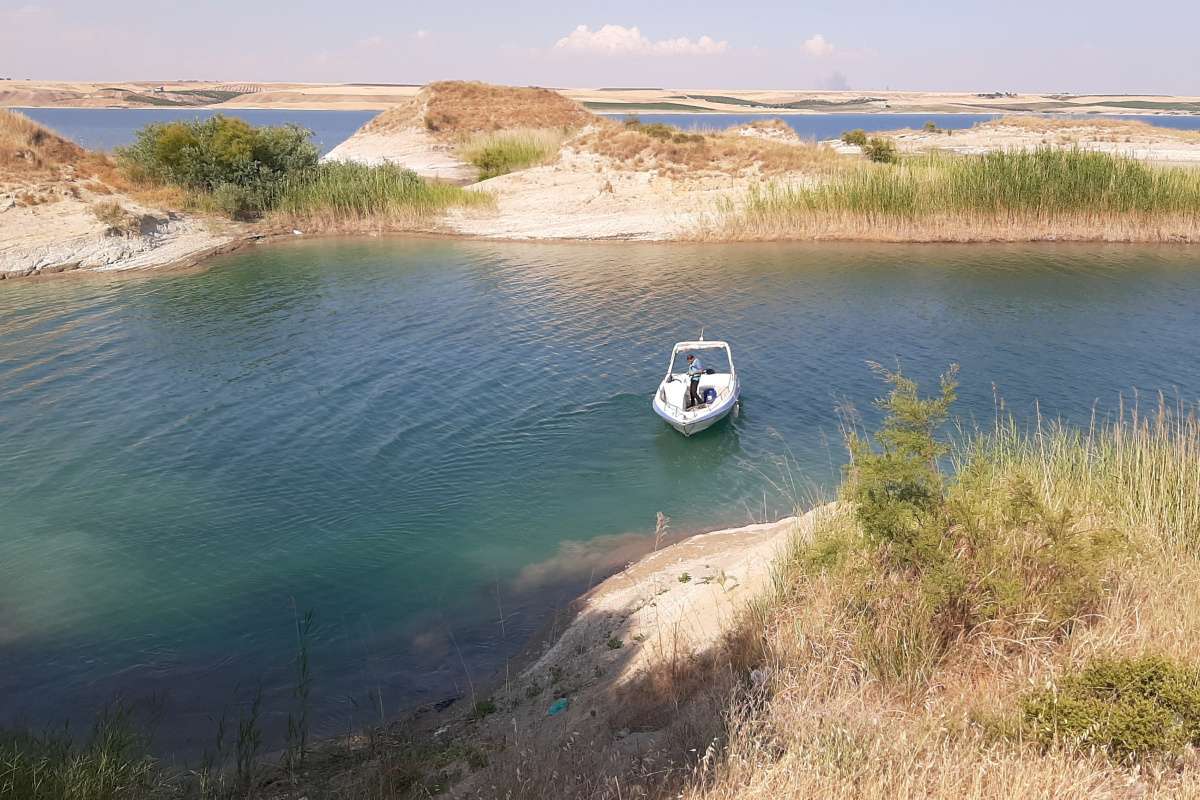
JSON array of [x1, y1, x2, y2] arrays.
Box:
[[651, 339, 740, 436]]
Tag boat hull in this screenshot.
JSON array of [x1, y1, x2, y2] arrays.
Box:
[[652, 387, 739, 436]]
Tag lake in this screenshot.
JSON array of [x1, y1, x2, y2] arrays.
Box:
[[9, 107, 377, 154], [13, 108, 1200, 156], [610, 113, 1200, 139], [2, 240, 1199, 755]]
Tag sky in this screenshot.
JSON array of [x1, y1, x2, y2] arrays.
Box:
[[2, 0, 1198, 93]]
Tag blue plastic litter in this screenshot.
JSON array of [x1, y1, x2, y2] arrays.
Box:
[[547, 698, 570, 716]]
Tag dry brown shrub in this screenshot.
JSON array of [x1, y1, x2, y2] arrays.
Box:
[[741, 118, 797, 136], [90, 199, 142, 235], [987, 115, 1200, 142], [361, 81, 595, 138], [578, 120, 842, 176], [0, 109, 124, 185]]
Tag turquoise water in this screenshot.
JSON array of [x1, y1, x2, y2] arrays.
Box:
[[2, 240, 1199, 753]]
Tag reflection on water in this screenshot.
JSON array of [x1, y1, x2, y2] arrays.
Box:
[[1, 239, 1198, 754]]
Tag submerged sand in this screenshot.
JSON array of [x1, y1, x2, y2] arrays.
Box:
[[409, 507, 827, 797]]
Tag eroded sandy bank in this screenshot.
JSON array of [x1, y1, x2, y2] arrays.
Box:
[[0, 193, 242, 279], [321, 507, 830, 798]]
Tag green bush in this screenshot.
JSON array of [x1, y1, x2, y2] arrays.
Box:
[[845, 362, 958, 564], [862, 136, 899, 163], [1022, 656, 1200, 761], [922, 121, 940, 133], [840, 129, 868, 146], [118, 114, 318, 216], [833, 364, 1122, 687], [211, 182, 261, 220]]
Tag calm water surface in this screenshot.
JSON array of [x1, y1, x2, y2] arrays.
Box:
[[2, 240, 1199, 754], [11, 108, 377, 154], [603, 112, 1200, 139]]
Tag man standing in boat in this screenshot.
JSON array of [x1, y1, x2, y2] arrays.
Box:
[[686, 353, 704, 409]]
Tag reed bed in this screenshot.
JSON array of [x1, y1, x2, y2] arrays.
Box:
[[960, 396, 1200, 553], [719, 148, 1200, 241], [272, 162, 492, 229], [457, 128, 568, 180]]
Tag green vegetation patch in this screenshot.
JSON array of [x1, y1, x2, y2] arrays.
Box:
[[0, 708, 158, 800], [788, 363, 1125, 690], [670, 94, 760, 107], [1092, 100, 1200, 112], [582, 101, 712, 112], [276, 162, 491, 221], [840, 129, 868, 146], [118, 114, 318, 218], [459, 129, 565, 180], [172, 89, 249, 104], [746, 148, 1200, 220], [861, 136, 898, 163], [1022, 656, 1200, 761], [119, 115, 487, 223]]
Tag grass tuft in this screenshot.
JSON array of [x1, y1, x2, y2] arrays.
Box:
[[458, 128, 568, 180], [0, 706, 158, 800], [272, 162, 492, 229]]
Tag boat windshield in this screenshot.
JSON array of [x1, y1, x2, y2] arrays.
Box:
[[669, 348, 732, 375]]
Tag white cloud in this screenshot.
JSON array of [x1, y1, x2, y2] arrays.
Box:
[[554, 24, 728, 56], [802, 34, 835, 57], [356, 35, 385, 48]]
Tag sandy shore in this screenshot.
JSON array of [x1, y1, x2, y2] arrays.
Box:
[[0, 190, 245, 280], [362, 507, 827, 797], [840, 117, 1200, 165]]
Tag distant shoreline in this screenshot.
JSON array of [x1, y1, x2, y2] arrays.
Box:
[[4, 81, 1200, 116], [5, 104, 1200, 118]]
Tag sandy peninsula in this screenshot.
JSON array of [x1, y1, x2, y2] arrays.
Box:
[[5, 80, 1200, 279]]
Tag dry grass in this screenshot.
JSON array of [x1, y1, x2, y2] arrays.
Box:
[[577, 119, 843, 177], [90, 199, 142, 235], [682, 534, 1200, 800], [987, 115, 1200, 142], [362, 81, 594, 138], [740, 118, 797, 135], [678, 402, 1200, 800], [0, 108, 122, 186]]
